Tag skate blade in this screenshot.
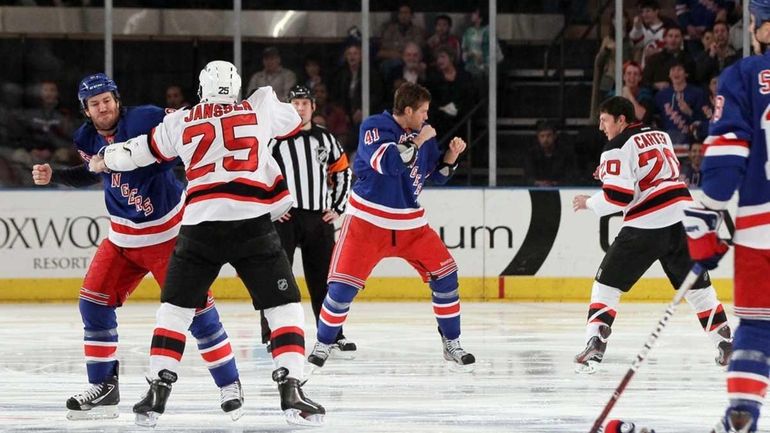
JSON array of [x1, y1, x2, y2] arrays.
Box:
[[574, 360, 599, 374], [331, 347, 356, 360], [226, 407, 244, 421], [284, 408, 324, 426], [134, 411, 161, 427], [446, 361, 475, 373], [66, 405, 119, 420]]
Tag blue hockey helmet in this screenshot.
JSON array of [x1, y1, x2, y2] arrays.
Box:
[[77, 73, 120, 109], [751, 0, 770, 26]]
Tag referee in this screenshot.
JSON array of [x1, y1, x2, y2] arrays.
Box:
[[261, 85, 356, 354]]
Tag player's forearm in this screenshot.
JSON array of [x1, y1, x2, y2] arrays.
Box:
[[51, 164, 101, 188]]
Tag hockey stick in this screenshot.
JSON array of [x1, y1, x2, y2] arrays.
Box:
[[587, 263, 705, 433]]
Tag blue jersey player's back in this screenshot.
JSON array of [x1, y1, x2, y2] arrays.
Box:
[[702, 51, 770, 248]]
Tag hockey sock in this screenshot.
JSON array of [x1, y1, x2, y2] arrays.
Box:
[[430, 271, 461, 340], [317, 282, 358, 345], [723, 319, 770, 432], [586, 281, 621, 342], [684, 286, 729, 344], [80, 299, 119, 384], [264, 302, 305, 380], [189, 305, 238, 388], [149, 302, 195, 377]]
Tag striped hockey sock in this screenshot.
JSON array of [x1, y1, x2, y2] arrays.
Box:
[[190, 306, 238, 388], [265, 303, 305, 380], [149, 303, 195, 376], [80, 300, 119, 383], [317, 282, 357, 345], [430, 272, 461, 340], [585, 281, 621, 342]]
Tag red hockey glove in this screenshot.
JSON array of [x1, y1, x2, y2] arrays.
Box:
[[683, 207, 729, 270], [604, 419, 655, 433]]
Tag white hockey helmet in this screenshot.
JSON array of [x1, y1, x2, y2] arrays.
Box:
[[198, 60, 241, 104]]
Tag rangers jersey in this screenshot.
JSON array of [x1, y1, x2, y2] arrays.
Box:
[[348, 111, 454, 230], [701, 51, 770, 249], [586, 123, 693, 228], [74, 105, 184, 248], [146, 86, 301, 225]]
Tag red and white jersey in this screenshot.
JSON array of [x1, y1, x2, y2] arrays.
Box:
[[147, 86, 301, 225], [586, 123, 693, 228]]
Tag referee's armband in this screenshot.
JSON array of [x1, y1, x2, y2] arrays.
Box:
[[396, 140, 418, 165], [436, 161, 458, 177]]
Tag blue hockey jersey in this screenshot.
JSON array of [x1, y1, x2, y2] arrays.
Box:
[[347, 111, 453, 230], [702, 51, 770, 248], [73, 105, 184, 248]]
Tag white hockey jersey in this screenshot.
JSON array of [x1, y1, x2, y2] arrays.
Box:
[[586, 123, 693, 228], [147, 86, 301, 225]]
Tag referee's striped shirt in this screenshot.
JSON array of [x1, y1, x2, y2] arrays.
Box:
[[268, 123, 351, 214]]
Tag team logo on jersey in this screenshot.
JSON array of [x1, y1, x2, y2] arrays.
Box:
[[316, 147, 329, 164], [277, 278, 288, 291]]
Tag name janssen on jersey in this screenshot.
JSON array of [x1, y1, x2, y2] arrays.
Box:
[[632, 131, 668, 149], [183, 101, 254, 123]]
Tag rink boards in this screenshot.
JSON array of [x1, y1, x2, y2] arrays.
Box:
[[0, 188, 735, 302]]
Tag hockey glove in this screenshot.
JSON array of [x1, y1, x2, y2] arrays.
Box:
[[603, 419, 655, 433], [683, 207, 729, 270]]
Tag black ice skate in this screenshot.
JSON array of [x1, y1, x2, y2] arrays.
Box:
[[441, 335, 476, 372], [307, 341, 333, 369], [65, 374, 120, 420], [711, 409, 754, 433], [575, 324, 612, 374], [273, 367, 325, 426], [331, 335, 357, 360], [715, 325, 733, 367], [133, 369, 177, 427], [220, 379, 244, 421]]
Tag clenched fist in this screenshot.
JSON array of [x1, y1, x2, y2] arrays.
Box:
[[31, 164, 52, 185]]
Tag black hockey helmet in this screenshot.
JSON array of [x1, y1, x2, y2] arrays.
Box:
[[288, 85, 314, 103]]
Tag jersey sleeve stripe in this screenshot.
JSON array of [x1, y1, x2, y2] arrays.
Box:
[[274, 121, 302, 140], [369, 143, 394, 174], [148, 128, 175, 162], [736, 212, 770, 230], [328, 153, 350, 173], [704, 145, 750, 158], [602, 185, 634, 206]]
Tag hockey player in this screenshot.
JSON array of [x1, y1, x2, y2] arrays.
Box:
[[30, 73, 242, 420], [572, 96, 732, 374], [306, 82, 475, 371], [685, 1, 770, 431], [92, 61, 325, 427]]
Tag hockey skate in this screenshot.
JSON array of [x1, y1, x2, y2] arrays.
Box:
[[331, 335, 357, 360], [133, 369, 177, 427], [307, 341, 333, 370], [715, 326, 733, 367], [711, 409, 754, 433], [220, 379, 244, 421], [575, 324, 611, 374], [65, 374, 120, 420], [273, 367, 325, 426], [441, 335, 476, 372]]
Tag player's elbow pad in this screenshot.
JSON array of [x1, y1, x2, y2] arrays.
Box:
[[396, 141, 417, 165], [103, 135, 157, 171]]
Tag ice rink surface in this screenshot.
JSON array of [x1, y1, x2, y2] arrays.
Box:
[[0, 301, 742, 433]]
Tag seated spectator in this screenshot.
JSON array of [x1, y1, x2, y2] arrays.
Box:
[[426, 46, 475, 140], [165, 84, 189, 109], [653, 61, 708, 156], [329, 43, 385, 154], [643, 26, 696, 90], [524, 120, 577, 187], [695, 21, 738, 85], [376, 3, 426, 75], [385, 41, 428, 97], [426, 14, 461, 65], [680, 142, 703, 186], [461, 6, 504, 79], [301, 55, 325, 92], [246, 46, 297, 101], [676, 0, 734, 52], [629, 0, 677, 66], [616, 61, 655, 124], [312, 82, 350, 144]]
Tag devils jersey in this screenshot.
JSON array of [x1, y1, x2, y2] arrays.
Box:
[[586, 123, 692, 228], [348, 111, 454, 230], [74, 105, 184, 248], [701, 52, 770, 249], [146, 86, 300, 225]]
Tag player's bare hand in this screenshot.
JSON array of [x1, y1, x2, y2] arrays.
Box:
[[31, 163, 52, 185], [573, 194, 590, 212], [277, 211, 292, 223], [444, 137, 466, 164], [322, 209, 339, 223], [593, 165, 601, 180], [88, 155, 108, 173], [415, 124, 437, 147]]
